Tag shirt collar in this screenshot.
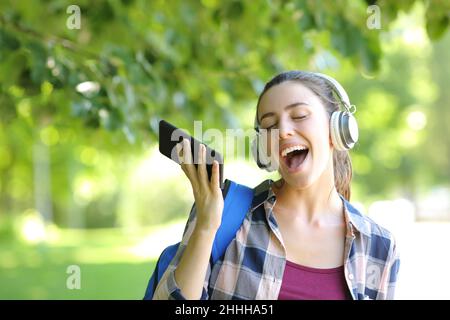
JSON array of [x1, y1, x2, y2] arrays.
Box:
[[250, 179, 371, 237], [339, 194, 371, 237], [251, 179, 276, 210]]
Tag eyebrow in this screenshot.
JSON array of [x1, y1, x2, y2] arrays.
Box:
[[259, 102, 310, 123]]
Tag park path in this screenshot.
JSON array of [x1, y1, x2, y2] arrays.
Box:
[[393, 221, 450, 300]]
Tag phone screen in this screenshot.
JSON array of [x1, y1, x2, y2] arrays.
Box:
[[158, 120, 224, 189]]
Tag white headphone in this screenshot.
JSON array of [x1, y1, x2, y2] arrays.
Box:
[[251, 71, 359, 172]]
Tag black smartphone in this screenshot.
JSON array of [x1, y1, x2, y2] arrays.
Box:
[[158, 120, 224, 189]]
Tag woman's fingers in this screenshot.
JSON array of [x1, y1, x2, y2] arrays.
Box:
[[176, 142, 184, 165], [180, 139, 198, 188], [176, 142, 187, 174], [182, 138, 193, 164], [178, 139, 218, 195], [210, 160, 220, 192], [197, 144, 208, 190]]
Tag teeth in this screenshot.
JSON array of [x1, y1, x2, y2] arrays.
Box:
[[281, 145, 308, 158]]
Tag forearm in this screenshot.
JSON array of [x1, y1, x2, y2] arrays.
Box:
[[174, 227, 216, 299]]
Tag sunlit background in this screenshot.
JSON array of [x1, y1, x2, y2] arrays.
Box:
[[0, 0, 449, 299]]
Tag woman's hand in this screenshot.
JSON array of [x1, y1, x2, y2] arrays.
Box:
[[176, 138, 224, 233]]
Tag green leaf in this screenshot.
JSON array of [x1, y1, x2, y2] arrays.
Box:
[[224, 0, 244, 20], [0, 93, 17, 124], [426, 14, 449, 40], [359, 40, 380, 75], [298, 11, 316, 31], [331, 17, 361, 57], [25, 41, 48, 85], [0, 28, 20, 51]]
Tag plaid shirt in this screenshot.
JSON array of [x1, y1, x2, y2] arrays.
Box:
[[153, 179, 400, 300]]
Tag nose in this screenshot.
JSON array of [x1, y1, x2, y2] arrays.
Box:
[[278, 119, 295, 139]]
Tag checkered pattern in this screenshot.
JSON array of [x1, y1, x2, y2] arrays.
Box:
[[153, 180, 400, 300]]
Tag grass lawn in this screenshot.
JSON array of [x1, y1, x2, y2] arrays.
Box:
[[0, 226, 168, 299]]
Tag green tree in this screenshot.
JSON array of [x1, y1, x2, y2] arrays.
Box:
[[0, 0, 449, 226]]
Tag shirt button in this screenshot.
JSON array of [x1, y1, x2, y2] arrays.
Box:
[[348, 274, 354, 280]]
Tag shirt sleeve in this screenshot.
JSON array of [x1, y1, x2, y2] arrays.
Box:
[[383, 237, 401, 300], [152, 204, 211, 300]]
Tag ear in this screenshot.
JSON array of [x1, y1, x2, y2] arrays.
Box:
[[327, 114, 334, 148], [328, 125, 334, 148]]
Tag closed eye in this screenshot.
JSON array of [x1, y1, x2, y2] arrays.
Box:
[[262, 116, 308, 130]]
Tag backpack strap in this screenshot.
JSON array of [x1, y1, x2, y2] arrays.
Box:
[[143, 243, 179, 300], [211, 179, 254, 263]]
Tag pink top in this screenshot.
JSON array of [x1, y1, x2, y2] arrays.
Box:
[[278, 260, 353, 300]]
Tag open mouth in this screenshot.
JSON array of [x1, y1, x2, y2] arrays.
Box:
[[281, 146, 309, 171]]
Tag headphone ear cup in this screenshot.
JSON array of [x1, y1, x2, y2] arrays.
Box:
[[330, 111, 359, 151], [330, 111, 346, 151], [251, 135, 260, 166], [252, 133, 277, 172]]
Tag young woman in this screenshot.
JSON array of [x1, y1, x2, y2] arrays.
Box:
[[153, 71, 400, 300]]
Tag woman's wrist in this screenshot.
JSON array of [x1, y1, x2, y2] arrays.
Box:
[[192, 224, 218, 241]]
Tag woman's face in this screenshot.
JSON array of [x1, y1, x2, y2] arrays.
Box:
[[257, 80, 334, 190]]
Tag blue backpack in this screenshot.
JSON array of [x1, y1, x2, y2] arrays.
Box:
[[143, 179, 254, 300]]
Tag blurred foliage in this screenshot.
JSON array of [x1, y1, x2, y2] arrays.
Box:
[[0, 0, 449, 228], [0, 217, 156, 298], [1, 0, 448, 136]]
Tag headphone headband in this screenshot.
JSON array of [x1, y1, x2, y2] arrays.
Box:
[[254, 71, 355, 130], [312, 72, 352, 112]]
